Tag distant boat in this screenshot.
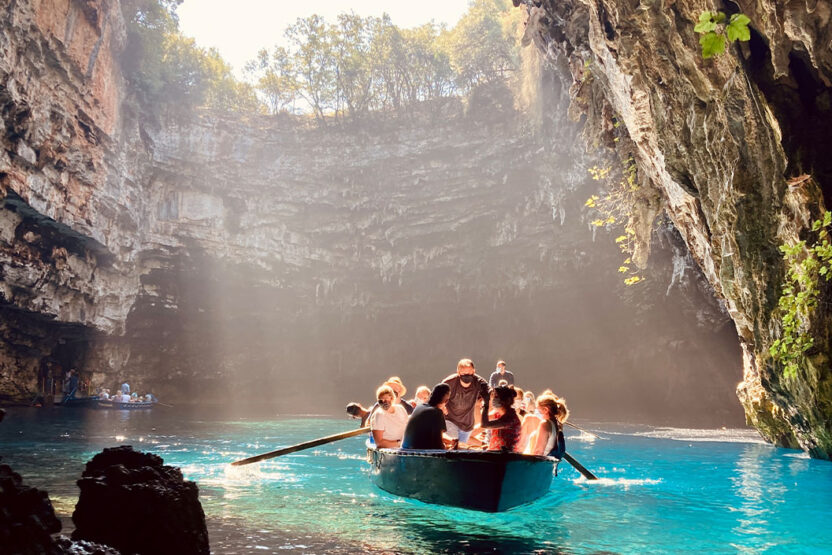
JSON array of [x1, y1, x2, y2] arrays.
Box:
[[95, 399, 155, 410], [366, 444, 558, 512], [59, 395, 100, 408]]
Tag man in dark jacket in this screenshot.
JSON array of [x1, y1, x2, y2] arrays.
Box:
[[488, 360, 515, 388], [442, 358, 489, 446]]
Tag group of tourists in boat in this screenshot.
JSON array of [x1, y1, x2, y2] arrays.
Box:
[[35, 359, 157, 407], [33, 363, 158, 409], [97, 383, 158, 405], [347, 358, 568, 458]]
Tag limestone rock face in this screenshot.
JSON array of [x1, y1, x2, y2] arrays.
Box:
[[72, 446, 209, 555], [520, 0, 832, 455], [0, 0, 151, 399]]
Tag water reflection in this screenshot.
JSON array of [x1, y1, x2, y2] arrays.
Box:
[[731, 444, 787, 551]]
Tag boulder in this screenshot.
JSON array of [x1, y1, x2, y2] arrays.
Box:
[[71, 446, 208, 555], [0, 462, 62, 554]]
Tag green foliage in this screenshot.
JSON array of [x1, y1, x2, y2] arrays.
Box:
[[440, 0, 518, 90], [584, 157, 645, 286], [698, 31, 726, 59], [121, 0, 520, 120], [770, 210, 832, 379], [694, 11, 751, 59], [245, 1, 518, 119], [725, 14, 751, 42], [121, 0, 262, 115]]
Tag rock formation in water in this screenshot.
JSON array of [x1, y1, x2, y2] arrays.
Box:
[[72, 446, 209, 555], [0, 413, 119, 555], [0, 460, 62, 553], [517, 0, 832, 456]]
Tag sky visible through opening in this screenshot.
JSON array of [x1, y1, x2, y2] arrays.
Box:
[[178, 0, 470, 79]]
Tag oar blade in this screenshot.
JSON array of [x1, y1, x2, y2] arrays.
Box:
[[563, 452, 598, 480], [231, 426, 370, 466]]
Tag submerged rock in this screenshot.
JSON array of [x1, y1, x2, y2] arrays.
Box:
[[71, 446, 209, 555], [53, 536, 120, 555]]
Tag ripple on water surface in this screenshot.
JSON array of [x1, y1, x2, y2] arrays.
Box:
[[0, 408, 830, 554]]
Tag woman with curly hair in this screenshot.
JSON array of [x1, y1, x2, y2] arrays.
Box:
[[479, 385, 522, 452]]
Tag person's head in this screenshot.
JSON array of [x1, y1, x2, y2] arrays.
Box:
[[427, 383, 451, 410], [376, 385, 396, 411], [415, 386, 431, 404], [491, 385, 517, 410], [457, 358, 476, 386], [496, 360, 506, 373], [511, 387, 524, 410], [540, 388, 554, 397], [524, 391, 535, 409], [537, 395, 557, 421], [537, 394, 569, 423], [385, 377, 407, 399]]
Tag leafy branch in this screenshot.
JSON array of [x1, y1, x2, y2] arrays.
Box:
[[770, 210, 832, 379], [585, 157, 645, 286], [694, 11, 751, 59]]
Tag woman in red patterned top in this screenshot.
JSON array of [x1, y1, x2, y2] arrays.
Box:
[[480, 385, 521, 452]]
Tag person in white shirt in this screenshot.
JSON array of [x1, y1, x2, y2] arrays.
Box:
[[369, 385, 408, 448]]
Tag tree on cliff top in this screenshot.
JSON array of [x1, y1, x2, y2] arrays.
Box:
[[440, 0, 518, 90], [244, 1, 519, 121], [121, 0, 261, 116], [120, 0, 521, 122]]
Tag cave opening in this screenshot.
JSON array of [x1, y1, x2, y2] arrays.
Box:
[[744, 27, 832, 208]]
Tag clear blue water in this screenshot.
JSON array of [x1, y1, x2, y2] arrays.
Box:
[[1, 407, 830, 554]]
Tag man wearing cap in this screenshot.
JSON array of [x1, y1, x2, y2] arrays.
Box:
[[489, 360, 515, 388], [442, 358, 490, 447]]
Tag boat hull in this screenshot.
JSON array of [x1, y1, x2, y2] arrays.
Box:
[[367, 446, 556, 512], [95, 400, 155, 410], [60, 395, 100, 407]]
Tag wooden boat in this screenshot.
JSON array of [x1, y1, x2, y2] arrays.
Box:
[[95, 399, 155, 410], [366, 444, 558, 512], [60, 395, 100, 407]]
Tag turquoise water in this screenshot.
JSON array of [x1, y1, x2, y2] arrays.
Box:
[[0, 407, 830, 554]]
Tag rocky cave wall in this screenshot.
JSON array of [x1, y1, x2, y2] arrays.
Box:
[[125, 99, 742, 423], [0, 0, 154, 398], [518, 0, 832, 456], [0, 0, 746, 425]]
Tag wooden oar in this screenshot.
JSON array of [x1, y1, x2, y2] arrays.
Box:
[[231, 427, 370, 466], [564, 421, 603, 439], [563, 452, 598, 480]]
